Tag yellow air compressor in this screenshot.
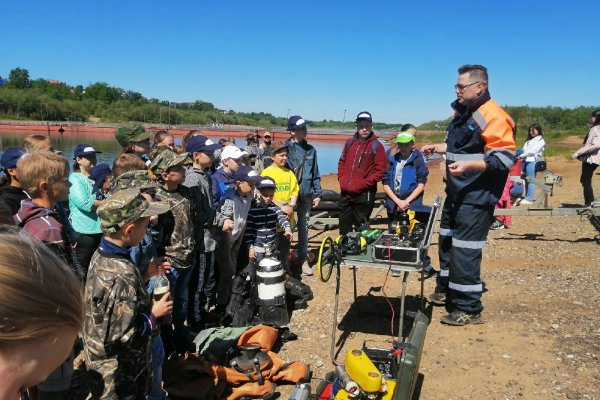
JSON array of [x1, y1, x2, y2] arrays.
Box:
[[334, 350, 396, 400]]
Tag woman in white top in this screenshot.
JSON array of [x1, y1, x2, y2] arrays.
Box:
[[572, 110, 600, 206], [519, 124, 545, 203]]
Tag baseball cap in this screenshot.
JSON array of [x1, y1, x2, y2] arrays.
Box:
[[256, 177, 276, 190], [263, 131, 272, 138], [149, 149, 191, 175], [115, 123, 151, 147], [73, 144, 102, 159], [0, 148, 25, 169], [220, 145, 247, 161], [269, 142, 288, 154], [287, 116, 308, 131], [98, 188, 170, 234], [90, 163, 112, 194], [395, 131, 416, 144], [355, 111, 373, 122], [232, 165, 262, 182], [185, 135, 222, 153]]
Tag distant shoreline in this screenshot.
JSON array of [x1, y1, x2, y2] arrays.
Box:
[[0, 120, 397, 143]]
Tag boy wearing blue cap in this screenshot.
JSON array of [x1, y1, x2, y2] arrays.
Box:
[[214, 165, 262, 311], [183, 135, 231, 328], [0, 147, 27, 215], [285, 115, 322, 276]]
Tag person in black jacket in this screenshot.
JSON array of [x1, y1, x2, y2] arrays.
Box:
[[0, 148, 27, 215]]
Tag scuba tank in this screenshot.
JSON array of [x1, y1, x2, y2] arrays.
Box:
[[256, 258, 289, 326]]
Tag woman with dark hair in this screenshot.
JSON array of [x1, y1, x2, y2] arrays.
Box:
[[519, 124, 545, 204], [69, 144, 103, 278], [573, 110, 600, 206]]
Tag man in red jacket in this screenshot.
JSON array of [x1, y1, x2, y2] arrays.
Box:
[[337, 111, 387, 235]]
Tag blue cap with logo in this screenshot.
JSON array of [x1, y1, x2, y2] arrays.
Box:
[[232, 165, 262, 182], [1, 148, 25, 169], [287, 115, 309, 131], [355, 111, 373, 122], [73, 144, 102, 159], [185, 135, 223, 153]]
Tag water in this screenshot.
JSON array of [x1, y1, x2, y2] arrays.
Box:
[[0, 132, 357, 175]]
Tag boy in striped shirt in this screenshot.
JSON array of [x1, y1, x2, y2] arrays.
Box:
[[245, 177, 292, 264]]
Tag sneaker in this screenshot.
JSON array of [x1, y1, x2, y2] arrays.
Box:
[[520, 199, 533, 205], [301, 261, 313, 276], [490, 220, 505, 230], [428, 292, 446, 306], [441, 310, 483, 326]]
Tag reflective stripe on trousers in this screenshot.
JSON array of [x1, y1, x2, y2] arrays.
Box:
[[436, 198, 494, 314]]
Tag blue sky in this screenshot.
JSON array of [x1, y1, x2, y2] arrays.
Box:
[[1, 1, 599, 124]]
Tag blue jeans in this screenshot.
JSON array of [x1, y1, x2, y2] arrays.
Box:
[[168, 266, 192, 339], [522, 160, 537, 201], [147, 335, 167, 400], [296, 196, 313, 264]]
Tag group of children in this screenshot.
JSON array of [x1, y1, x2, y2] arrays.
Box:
[[0, 125, 307, 399]]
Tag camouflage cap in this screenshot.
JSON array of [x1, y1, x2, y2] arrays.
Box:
[[149, 149, 191, 176], [115, 123, 151, 147], [109, 170, 159, 196], [98, 188, 170, 234]]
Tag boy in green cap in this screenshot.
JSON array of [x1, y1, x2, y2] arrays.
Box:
[[115, 123, 152, 163], [83, 188, 172, 399], [149, 149, 195, 353]]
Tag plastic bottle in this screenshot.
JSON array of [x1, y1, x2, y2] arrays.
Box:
[[152, 270, 172, 325]]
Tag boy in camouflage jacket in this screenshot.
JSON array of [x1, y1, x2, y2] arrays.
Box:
[[83, 189, 172, 399], [149, 149, 195, 353]]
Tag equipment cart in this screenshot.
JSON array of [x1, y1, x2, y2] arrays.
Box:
[[314, 196, 442, 400]]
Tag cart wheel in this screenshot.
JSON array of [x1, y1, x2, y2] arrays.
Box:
[[317, 236, 336, 282]]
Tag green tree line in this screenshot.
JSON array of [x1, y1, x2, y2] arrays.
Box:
[[0, 67, 405, 129]]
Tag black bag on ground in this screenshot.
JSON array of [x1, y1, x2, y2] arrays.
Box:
[[285, 276, 314, 311], [226, 261, 258, 327]]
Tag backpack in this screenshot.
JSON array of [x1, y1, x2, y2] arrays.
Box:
[[341, 137, 379, 162]]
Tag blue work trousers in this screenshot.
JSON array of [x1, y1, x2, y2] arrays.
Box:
[[295, 196, 313, 264], [436, 199, 494, 314]]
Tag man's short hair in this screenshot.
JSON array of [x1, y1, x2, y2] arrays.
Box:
[[17, 151, 69, 196], [458, 64, 488, 84]]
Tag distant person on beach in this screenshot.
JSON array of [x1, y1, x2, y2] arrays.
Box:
[[0, 147, 27, 215], [69, 144, 104, 279], [285, 115, 323, 276], [518, 124, 545, 205], [337, 111, 387, 235], [245, 132, 264, 172], [421, 64, 516, 326], [0, 234, 83, 400], [572, 109, 600, 206], [260, 131, 273, 168]]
